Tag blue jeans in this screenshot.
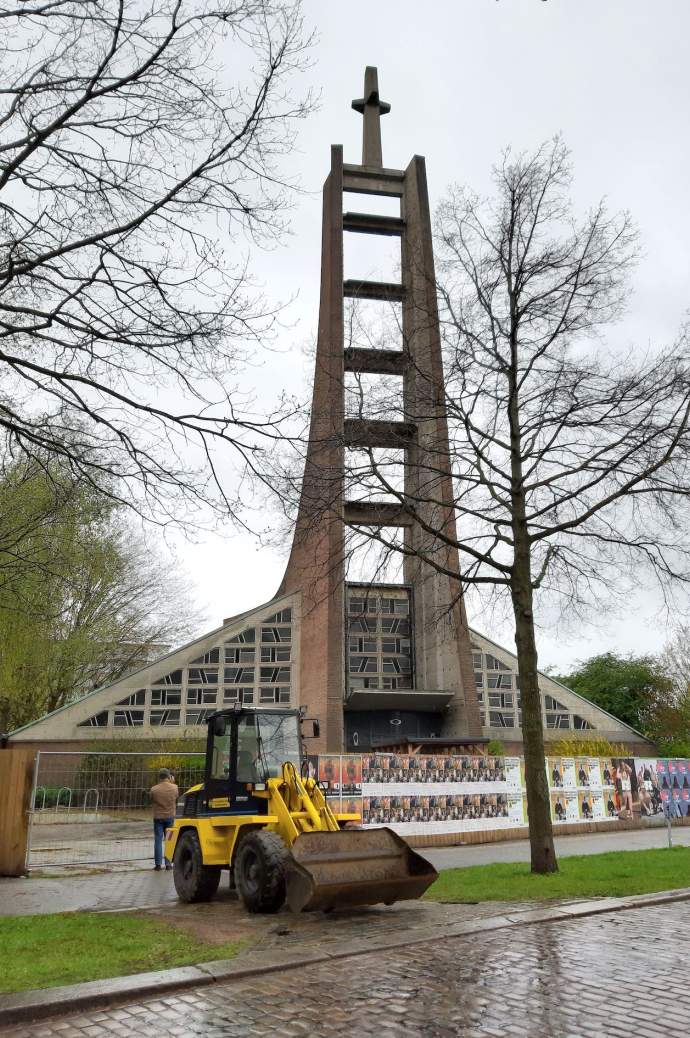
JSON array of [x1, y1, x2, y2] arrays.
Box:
[[154, 817, 174, 867]]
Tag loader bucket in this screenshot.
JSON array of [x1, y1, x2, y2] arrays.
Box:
[[284, 827, 438, 913]]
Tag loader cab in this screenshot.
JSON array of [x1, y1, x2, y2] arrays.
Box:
[[203, 707, 303, 815]]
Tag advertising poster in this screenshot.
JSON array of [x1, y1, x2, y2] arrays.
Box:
[[551, 792, 568, 823], [674, 759, 690, 791], [318, 755, 341, 792], [341, 755, 362, 795], [587, 758, 603, 790], [505, 757, 523, 789], [564, 790, 579, 821], [671, 788, 690, 817], [611, 758, 637, 819], [578, 791, 595, 820], [634, 758, 664, 818], [508, 792, 525, 824], [575, 758, 591, 788], [656, 759, 671, 791], [601, 759, 615, 787], [589, 791, 605, 820], [341, 796, 363, 821], [548, 758, 565, 789], [604, 789, 618, 817], [548, 757, 576, 789]]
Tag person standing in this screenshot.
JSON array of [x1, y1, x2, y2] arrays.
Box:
[[150, 768, 179, 871]]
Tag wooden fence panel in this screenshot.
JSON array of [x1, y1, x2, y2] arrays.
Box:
[[0, 748, 35, 876]]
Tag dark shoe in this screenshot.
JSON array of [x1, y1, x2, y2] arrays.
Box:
[[165, 863, 172, 871], [153, 864, 162, 871]]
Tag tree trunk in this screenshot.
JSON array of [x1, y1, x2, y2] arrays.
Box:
[[512, 547, 558, 873]]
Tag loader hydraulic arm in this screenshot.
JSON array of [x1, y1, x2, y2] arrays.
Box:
[[263, 762, 341, 848]]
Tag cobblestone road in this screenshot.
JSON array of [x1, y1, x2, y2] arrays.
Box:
[[4, 900, 689, 1037]]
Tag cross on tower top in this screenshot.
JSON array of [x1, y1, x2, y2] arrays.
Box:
[[351, 66, 390, 169]]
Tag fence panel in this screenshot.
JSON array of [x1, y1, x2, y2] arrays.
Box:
[[27, 751, 205, 867]]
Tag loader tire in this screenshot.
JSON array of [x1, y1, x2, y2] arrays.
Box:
[[234, 831, 289, 913], [173, 830, 221, 903]]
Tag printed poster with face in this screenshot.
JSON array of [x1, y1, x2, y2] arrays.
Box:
[[341, 755, 362, 795], [318, 755, 341, 792], [656, 759, 671, 791], [548, 758, 566, 789], [601, 759, 615, 788], [589, 791, 606, 820], [575, 758, 591, 788], [550, 792, 568, 823], [578, 791, 595, 820]]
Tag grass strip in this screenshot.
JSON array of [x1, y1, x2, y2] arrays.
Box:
[[426, 845, 690, 903], [0, 912, 242, 994]]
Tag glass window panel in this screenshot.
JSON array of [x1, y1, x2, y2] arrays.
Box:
[[113, 710, 144, 727], [259, 686, 290, 704], [187, 688, 218, 705], [259, 666, 290, 684], [261, 626, 291, 644], [260, 646, 291, 662], [474, 672, 484, 688], [224, 667, 255, 684], [226, 627, 255, 645], [574, 715, 593, 730], [78, 711, 108, 728], [264, 608, 292, 624], [150, 709, 181, 726], [190, 648, 220, 665], [185, 709, 215, 725], [116, 690, 145, 706], [150, 689, 181, 706], [488, 673, 512, 689], [485, 654, 509, 671], [152, 670, 182, 687]]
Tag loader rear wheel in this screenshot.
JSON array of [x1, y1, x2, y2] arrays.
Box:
[[235, 831, 289, 913], [173, 830, 221, 903]]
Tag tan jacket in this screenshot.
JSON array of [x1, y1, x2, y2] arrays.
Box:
[[150, 779, 179, 819]]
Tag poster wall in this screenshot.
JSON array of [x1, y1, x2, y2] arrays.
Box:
[[315, 753, 690, 837]]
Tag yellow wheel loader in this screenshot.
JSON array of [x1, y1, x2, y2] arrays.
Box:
[[165, 707, 437, 913]]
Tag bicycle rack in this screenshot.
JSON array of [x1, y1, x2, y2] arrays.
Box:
[[83, 788, 100, 813], [54, 787, 73, 814]]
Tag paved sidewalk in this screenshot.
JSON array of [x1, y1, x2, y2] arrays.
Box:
[[6, 826, 689, 917], [2, 897, 689, 1036]]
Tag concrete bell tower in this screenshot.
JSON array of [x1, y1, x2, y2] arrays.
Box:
[[279, 68, 482, 752]]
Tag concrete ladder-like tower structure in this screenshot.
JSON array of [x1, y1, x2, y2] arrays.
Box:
[[279, 68, 483, 752]]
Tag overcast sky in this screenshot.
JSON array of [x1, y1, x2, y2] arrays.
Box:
[[171, 0, 690, 672]]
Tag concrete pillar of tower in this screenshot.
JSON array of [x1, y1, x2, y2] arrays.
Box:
[[278, 146, 346, 753], [401, 155, 483, 739]]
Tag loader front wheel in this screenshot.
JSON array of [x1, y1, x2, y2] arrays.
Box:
[[235, 831, 289, 913], [173, 830, 221, 903]]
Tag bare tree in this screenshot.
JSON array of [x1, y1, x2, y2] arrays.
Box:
[[0, 0, 313, 524], [330, 139, 690, 872]]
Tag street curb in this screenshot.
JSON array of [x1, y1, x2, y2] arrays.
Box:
[[2, 887, 690, 1029]]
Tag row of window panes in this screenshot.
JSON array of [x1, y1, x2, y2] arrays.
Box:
[[348, 597, 409, 616], [349, 676, 413, 690], [349, 655, 412, 675], [348, 637, 411, 655], [471, 650, 510, 672], [474, 671, 516, 690], [348, 617, 411, 636], [108, 691, 292, 726]]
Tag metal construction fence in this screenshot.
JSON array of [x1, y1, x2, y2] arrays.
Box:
[[24, 749, 690, 869], [27, 751, 205, 868]]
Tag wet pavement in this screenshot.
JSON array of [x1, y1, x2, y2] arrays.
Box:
[[2, 898, 688, 1036], [8, 826, 690, 917]]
